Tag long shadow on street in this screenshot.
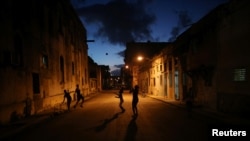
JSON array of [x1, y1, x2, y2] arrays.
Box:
[[95, 111, 124, 132], [124, 115, 138, 141]]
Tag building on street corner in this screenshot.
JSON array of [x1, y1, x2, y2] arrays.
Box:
[[0, 0, 89, 124]]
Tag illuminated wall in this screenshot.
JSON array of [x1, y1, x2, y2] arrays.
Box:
[[0, 0, 89, 124]]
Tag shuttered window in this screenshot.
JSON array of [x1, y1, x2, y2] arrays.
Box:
[[233, 68, 246, 81]]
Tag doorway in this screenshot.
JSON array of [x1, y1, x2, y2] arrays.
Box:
[[174, 70, 179, 100]]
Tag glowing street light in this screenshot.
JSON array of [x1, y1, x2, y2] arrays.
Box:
[[137, 56, 144, 61]]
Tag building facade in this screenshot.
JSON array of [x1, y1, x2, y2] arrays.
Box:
[[175, 0, 250, 115], [88, 56, 103, 94], [149, 46, 184, 100], [134, 44, 184, 101], [125, 0, 250, 116], [99, 65, 111, 90], [0, 0, 89, 124], [124, 42, 168, 88]]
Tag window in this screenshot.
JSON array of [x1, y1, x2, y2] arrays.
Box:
[[32, 73, 40, 94], [153, 78, 156, 86], [233, 68, 246, 81], [42, 55, 48, 68], [164, 62, 167, 72], [160, 75, 162, 85]]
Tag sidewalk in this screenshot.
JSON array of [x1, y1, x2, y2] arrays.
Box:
[[0, 93, 98, 140], [146, 94, 250, 125]]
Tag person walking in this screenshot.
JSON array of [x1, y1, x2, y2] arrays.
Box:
[[118, 86, 125, 112], [74, 84, 84, 108], [185, 87, 194, 117], [62, 90, 72, 111], [132, 85, 139, 116]]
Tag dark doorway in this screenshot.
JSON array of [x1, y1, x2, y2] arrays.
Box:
[[32, 73, 40, 94]]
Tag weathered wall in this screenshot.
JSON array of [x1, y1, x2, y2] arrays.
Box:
[[0, 0, 89, 124]]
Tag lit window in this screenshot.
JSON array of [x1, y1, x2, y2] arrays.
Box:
[[42, 55, 48, 68], [233, 68, 246, 81]]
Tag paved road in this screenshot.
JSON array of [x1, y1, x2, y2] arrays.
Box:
[[4, 90, 242, 141]]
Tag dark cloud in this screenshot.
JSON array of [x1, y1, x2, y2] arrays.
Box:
[[75, 0, 156, 45], [168, 10, 192, 42], [71, 0, 86, 9], [116, 50, 125, 58]]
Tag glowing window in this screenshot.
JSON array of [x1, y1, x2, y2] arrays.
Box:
[[233, 68, 246, 81], [42, 55, 48, 68]]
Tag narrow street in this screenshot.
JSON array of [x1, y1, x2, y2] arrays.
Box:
[[5, 90, 244, 141]]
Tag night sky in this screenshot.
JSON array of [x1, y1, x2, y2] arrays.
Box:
[[70, 0, 229, 73]]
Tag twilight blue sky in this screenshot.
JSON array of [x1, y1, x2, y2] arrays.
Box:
[[70, 0, 228, 72]]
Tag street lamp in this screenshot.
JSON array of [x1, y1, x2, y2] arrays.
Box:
[[136, 55, 151, 94], [137, 56, 144, 61], [137, 55, 151, 62]]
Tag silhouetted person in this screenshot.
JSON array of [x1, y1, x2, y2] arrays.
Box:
[[62, 90, 72, 111], [186, 87, 194, 117], [129, 86, 134, 93], [132, 85, 139, 116], [118, 86, 125, 112], [74, 84, 84, 108], [24, 96, 32, 117]]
